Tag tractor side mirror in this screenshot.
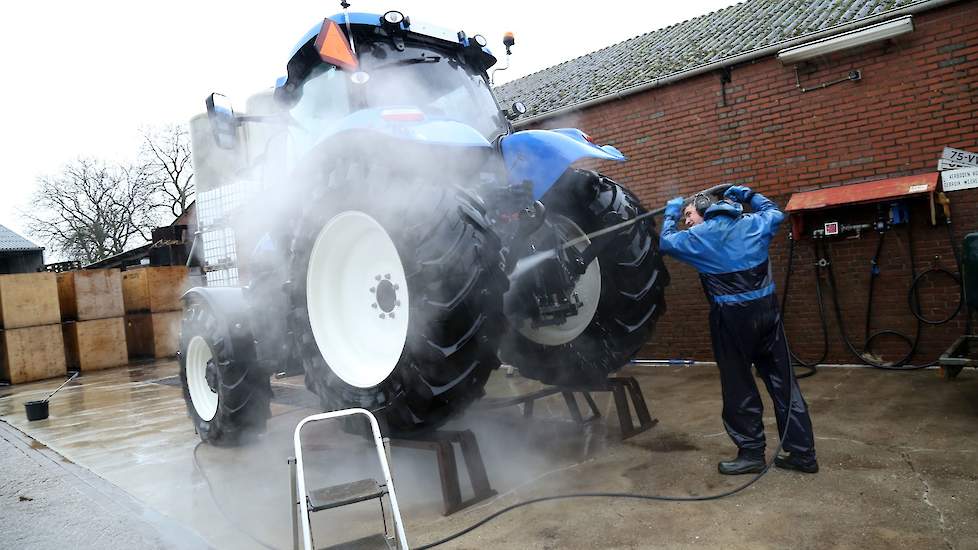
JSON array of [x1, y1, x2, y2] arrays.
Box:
[[205, 93, 239, 150], [504, 101, 527, 121]]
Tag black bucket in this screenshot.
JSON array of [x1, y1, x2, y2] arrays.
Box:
[[25, 400, 49, 421]]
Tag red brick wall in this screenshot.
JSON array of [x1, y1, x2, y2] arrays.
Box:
[[530, 1, 978, 364]]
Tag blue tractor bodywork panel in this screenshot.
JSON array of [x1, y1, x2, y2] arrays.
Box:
[[295, 108, 493, 156], [334, 109, 492, 147], [500, 129, 626, 199]]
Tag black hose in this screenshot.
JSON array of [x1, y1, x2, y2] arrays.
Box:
[[864, 231, 888, 342], [908, 267, 962, 325], [819, 216, 969, 370], [416, 319, 803, 549], [908, 222, 963, 326], [823, 234, 925, 369], [780, 234, 827, 378]]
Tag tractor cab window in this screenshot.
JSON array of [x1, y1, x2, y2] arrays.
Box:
[[290, 64, 351, 127], [357, 41, 508, 140], [289, 64, 352, 157]]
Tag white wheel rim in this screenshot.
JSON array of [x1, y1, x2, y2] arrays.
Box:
[[517, 215, 601, 346], [186, 335, 219, 421], [306, 211, 409, 388]]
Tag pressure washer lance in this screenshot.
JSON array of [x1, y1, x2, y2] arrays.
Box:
[[509, 184, 732, 285]]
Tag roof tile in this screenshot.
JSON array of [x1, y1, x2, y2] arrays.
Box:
[[0, 224, 43, 252], [495, 0, 921, 119]]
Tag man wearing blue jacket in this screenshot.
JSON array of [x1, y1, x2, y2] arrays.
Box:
[[660, 186, 817, 475]]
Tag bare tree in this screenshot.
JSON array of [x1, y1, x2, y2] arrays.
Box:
[[141, 124, 195, 219], [25, 158, 162, 263]]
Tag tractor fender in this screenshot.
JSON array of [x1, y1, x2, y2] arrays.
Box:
[[180, 287, 258, 361], [500, 129, 626, 200]]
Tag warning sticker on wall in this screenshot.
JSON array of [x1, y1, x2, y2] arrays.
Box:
[[942, 167, 978, 192]]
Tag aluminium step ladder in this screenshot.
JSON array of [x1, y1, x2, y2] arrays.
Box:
[[290, 409, 409, 550]]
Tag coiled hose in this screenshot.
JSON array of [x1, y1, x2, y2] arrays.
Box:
[[824, 218, 963, 370]]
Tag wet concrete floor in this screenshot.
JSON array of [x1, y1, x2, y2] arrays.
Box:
[[1, 361, 976, 549]]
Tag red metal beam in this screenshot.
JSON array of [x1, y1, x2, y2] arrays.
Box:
[[785, 173, 938, 238], [785, 173, 938, 213]]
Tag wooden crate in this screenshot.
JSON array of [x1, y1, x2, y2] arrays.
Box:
[[125, 311, 182, 359], [63, 318, 128, 371], [0, 272, 61, 329], [0, 325, 67, 384], [56, 269, 124, 321], [122, 266, 189, 313]]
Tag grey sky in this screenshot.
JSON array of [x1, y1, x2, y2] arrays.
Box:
[[0, 0, 735, 249]]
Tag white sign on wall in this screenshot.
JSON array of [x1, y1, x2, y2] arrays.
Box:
[[938, 159, 970, 171], [941, 147, 978, 167], [942, 167, 978, 192]]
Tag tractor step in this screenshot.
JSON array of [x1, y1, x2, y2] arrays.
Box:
[[308, 479, 387, 512], [291, 410, 407, 550], [319, 533, 395, 550]]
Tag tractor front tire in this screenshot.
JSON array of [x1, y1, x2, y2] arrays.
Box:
[[179, 300, 272, 445], [291, 162, 507, 435], [501, 169, 669, 386]]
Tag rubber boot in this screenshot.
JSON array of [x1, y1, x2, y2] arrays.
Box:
[[774, 453, 819, 474], [718, 451, 766, 475]]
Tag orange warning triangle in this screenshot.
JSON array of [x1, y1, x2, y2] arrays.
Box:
[[315, 19, 358, 71]]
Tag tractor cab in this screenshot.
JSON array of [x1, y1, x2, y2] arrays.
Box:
[[278, 12, 509, 142]]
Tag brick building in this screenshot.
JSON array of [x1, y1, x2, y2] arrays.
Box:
[[497, 0, 978, 365]]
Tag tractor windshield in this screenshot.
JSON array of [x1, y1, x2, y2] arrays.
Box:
[[356, 41, 507, 140], [289, 37, 507, 142]]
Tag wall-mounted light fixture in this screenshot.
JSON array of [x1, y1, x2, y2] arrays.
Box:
[[777, 15, 914, 64]]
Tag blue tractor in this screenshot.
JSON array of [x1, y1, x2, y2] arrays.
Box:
[[181, 10, 668, 444]]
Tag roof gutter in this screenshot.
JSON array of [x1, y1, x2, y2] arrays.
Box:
[[513, 0, 959, 128]]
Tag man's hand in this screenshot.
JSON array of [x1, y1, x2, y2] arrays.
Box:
[[665, 197, 685, 219], [724, 185, 754, 203]]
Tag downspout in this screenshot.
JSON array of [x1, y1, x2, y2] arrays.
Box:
[[513, 0, 961, 128]]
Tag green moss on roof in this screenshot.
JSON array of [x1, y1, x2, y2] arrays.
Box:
[[495, 0, 923, 119]]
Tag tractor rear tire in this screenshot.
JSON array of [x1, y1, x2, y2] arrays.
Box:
[[291, 162, 507, 435], [179, 300, 272, 446], [501, 169, 668, 386]]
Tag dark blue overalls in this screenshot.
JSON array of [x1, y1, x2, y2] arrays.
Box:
[[660, 193, 816, 460]]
